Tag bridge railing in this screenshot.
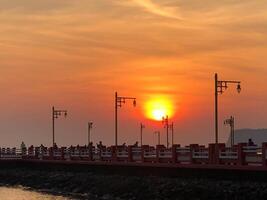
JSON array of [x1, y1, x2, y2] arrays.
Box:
[[3, 143, 267, 168], [243, 145, 262, 166], [101, 149, 112, 160], [142, 146, 157, 162], [176, 147, 191, 163], [219, 148, 238, 160], [130, 146, 142, 162], [193, 150, 209, 159], [0, 148, 23, 159], [158, 149, 172, 158], [144, 150, 156, 158]]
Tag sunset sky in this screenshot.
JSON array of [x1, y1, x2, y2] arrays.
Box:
[[0, 0, 267, 147]]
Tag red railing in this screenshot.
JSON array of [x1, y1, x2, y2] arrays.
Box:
[[1, 143, 267, 167]]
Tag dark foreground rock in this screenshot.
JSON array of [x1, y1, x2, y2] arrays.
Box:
[[0, 167, 267, 200]]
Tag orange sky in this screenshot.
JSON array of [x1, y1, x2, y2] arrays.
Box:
[[0, 0, 267, 147]]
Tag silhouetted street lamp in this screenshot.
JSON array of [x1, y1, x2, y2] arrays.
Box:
[[154, 131, 161, 145], [52, 106, 67, 147], [224, 116, 235, 147], [140, 123, 145, 146], [115, 92, 136, 147], [215, 73, 241, 145], [162, 115, 170, 148], [88, 122, 93, 146], [169, 122, 174, 146]]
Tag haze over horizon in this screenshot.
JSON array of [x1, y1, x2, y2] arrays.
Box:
[[0, 0, 267, 147]]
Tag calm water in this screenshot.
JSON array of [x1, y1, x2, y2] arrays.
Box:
[[0, 187, 71, 200]]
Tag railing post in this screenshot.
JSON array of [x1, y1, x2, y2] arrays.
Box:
[[21, 147, 27, 159], [172, 144, 179, 164], [208, 144, 215, 164], [61, 147, 65, 160], [156, 145, 160, 163], [68, 147, 72, 161], [28, 146, 32, 159], [98, 146, 102, 161], [190, 144, 198, 164], [111, 146, 117, 161], [35, 147, 39, 159], [77, 147, 80, 160], [88, 145, 93, 161], [237, 143, 246, 166], [49, 147, 53, 160], [217, 143, 226, 165], [128, 146, 133, 162], [262, 143, 267, 167], [141, 145, 145, 163]]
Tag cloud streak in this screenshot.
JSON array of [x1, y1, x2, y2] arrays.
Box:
[[131, 0, 182, 19]]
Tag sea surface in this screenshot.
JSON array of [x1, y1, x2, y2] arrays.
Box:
[[0, 187, 71, 200]]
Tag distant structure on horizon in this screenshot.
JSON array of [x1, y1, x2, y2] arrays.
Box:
[[227, 129, 267, 146]]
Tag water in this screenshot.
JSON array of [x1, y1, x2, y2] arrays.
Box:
[[0, 187, 71, 200]]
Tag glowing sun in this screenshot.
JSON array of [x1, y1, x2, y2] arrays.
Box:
[[145, 97, 174, 121]]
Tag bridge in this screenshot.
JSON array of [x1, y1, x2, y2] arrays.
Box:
[[1, 142, 267, 172]]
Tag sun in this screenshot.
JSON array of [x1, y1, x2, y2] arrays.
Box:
[[144, 97, 174, 121]]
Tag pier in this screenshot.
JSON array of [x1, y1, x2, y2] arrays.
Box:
[[1, 142, 267, 173]]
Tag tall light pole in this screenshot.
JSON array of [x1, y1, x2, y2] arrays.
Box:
[[115, 92, 136, 147], [154, 131, 160, 145], [169, 122, 174, 146], [224, 116, 235, 147], [52, 106, 67, 147], [140, 123, 145, 146], [162, 115, 169, 148], [88, 122, 93, 146], [215, 73, 241, 145]]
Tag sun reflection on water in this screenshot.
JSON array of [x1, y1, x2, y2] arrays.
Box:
[[0, 187, 70, 200]]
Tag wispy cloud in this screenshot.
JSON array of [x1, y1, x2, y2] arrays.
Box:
[[129, 0, 182, 19]]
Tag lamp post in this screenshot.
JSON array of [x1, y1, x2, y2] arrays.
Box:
[[224, 116, 235, 147], [88, 122, 93, 146], [140, 123, 145, 146], [52, 106, 67, 147], [215, 73, 241, 145], [169, 122, 174, 146], [115, 92, 136, 147], [154, 131, 160, 145], [162, 115, 169, 148]]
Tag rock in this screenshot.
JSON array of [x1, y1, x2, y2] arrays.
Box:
[[101, 194, 113, 200]]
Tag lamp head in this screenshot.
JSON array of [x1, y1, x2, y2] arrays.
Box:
[[133, 99, 137, 107], [237, 83, 241, 93]]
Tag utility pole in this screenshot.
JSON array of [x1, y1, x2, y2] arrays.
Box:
[[154, 131, 160, 145], [214, 73, 241, 145], [169, 122, 174, 146], [140, 123, 145, 146], [88, 122, 93, 146], [52, 106, 67, 147], [224, 116, 235, 147], [115, 92, 136, 147], [162, 115, 169, 148], [215, 73, 218, 145]]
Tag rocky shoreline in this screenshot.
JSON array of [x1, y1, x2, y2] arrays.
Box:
[[0, 167, 267, 200]]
